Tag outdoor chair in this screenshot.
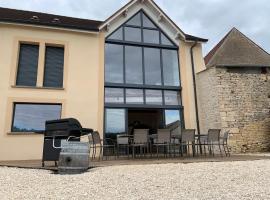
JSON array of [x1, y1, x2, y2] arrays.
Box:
[[117, 135, 130, 158], [89, 131, 116, 160], [130, 129, 149, 158], [180, 129, 196, 157], [207, 129, 222, 156], [170, 126, 182, 156], [221, 131, 230, 157], [196, 134, 208, 156], [152, 129, 171, 158]]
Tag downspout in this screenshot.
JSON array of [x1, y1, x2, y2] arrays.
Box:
[[190, 41, 201, 137]]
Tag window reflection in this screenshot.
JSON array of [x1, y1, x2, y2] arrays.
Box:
[[105, 88, 124, 104], [125, 46, 143, 84], [105, 109, 126, 139], [144, 48, 162, 85], [165, 110, 180, 126], [12, 104, 62, 132], [105, 44, 124, 83], [142, 14, 156, 28], [143, 29, 159, 44], [124, 27, 142, 42], [164, 91, 181, 105], [145, 90, 162, 105], [126, 13, 141, 26], [108, 27, 123, 40], [162, 50, 180, 86], [126, 89, 144, 104]]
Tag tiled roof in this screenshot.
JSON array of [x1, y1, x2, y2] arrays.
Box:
[[0, 5, 207, 42], [205, 27, 270, 67], [0, 7, 102, 32]]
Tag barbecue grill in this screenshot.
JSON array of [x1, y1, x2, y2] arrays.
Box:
[[42, 118, 93, 167]]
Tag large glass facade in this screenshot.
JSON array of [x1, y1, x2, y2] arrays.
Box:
[[105, 11, 183, 140]]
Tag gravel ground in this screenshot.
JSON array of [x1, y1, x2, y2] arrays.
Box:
[[1, 160, 270, 200]]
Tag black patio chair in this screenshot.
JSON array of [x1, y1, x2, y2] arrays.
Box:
[[221, 131, 230, 157]]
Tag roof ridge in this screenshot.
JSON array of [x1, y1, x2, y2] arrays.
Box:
[[0, 6, 103, 23], [204, 27, 234, 65]]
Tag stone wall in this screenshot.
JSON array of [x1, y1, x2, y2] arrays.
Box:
[[197, 67, 270, 152]]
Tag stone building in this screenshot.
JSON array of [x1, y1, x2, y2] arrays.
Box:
[[197, 28, 270, 152]]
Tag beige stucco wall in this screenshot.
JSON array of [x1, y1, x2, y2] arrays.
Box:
[[0, 24, 105, 161], [179, 41, 206, 131], [0, 22, 205, 161]]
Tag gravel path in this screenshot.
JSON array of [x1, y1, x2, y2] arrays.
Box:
[[1, 160, 270, 200]]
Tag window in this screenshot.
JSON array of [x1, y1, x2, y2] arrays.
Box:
[[16, 44, 39, 86], [126, 89, 144, 104], [124, 27, 142, 42], [164, 91, 181, 105], [105, 109, 126, 138], [142, 14, 156, 28], [162, 49, 180, 86], [43, 46, 64, 88], [125, 46, 143, 84], [12, 103, 62, 132], [105, 44, 124, 83], [105, 88, 124, 104], [165, 110, 180, 126], [108, 27, 123, 40], [145, 90, 163, 105], [144, 48, 162, 85], [143, 29, 159, 44], [126, 13, 141, 26]]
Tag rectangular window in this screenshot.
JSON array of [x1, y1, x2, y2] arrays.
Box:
[[105, 44, 124, 83], [105, 88, 124, 104], [12, 103, 62, 132], [105, 108, 126, 139], [143, 29, 160, 44], [145, 90, 163, 105], [43, 46, 64, 88], [165, 110, 180, 126], [124, 27, 142, 42], [16, 44, 39, 86], [144, 48, 162, 85], [126, 89, 144, 104], [125, 46, 143, 84], [162, 49, 180, 86], [164, 91, 181, 105]]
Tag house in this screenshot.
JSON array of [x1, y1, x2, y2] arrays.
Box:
[[197, 28, 270, 152], [0, 0, 207, 161]]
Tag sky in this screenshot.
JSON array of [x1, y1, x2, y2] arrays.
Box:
[[0, 0, 269, 55]]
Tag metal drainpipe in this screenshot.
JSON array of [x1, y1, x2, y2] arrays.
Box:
[[190, 41, 201, 139]]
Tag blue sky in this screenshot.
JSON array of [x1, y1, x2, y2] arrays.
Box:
[[0, 0, 269, 55]]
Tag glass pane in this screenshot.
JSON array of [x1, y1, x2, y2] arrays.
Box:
[[126, 13, 141, 26], [126, 89, 144, 104], [161, 33, 174, 46], [144, 48, 161, 85], [143, 29, 160, 44], [165, 110, 180, 126], [105, 109, 126, 140], [164, 91, 181, 105], [125, 46, 143, 84], [145, 90, 163, 105], [105, 44, 123, 83], [12, 104, 61, 132], [142, 14, 156, 28], [105, 88, 124, 104], [108, 27, 123, 40], [162, 50, 180, 86], [124, 27, 142, 42]]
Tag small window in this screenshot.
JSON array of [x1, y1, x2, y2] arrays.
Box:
[[126, 13, 141, 26], [164, 91, 181, 105], [165, 110, 180, 126], [126, 89, 144, 104], [43, 46, 64, 88], [12, 103, 62, 132], [143, 29, 160, 44], [142, 14, 156, 28], [105, 88, 124, 104], [124, 27, 142, 42], [108, 27, 123, 40], [145, 90, 163, 105], [16, 44, 39, 86]]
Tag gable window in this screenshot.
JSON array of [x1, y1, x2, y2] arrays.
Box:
[[16, 44, 39, 86], [43, 46, 64, 88], [12, 103, 62, 132], [15, 42, 65, 88]]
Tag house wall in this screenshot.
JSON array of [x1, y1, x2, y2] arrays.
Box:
[[0, 24, 105, 161], [197, 66, 270, 152]]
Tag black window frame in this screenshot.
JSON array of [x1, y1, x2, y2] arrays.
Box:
[[11, 102, 62, 133]]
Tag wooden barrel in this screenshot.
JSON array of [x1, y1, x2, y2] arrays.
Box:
[[58, 141, 90, 174]]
